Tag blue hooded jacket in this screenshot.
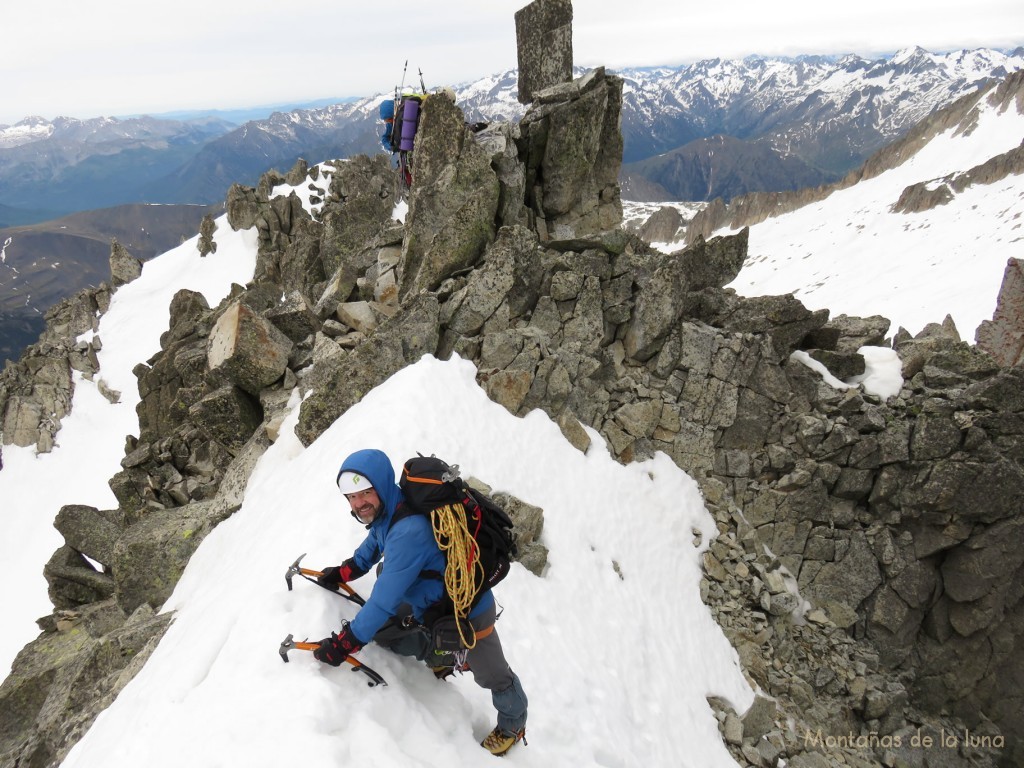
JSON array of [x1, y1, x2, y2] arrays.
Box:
[[338, 449, 493, 644]]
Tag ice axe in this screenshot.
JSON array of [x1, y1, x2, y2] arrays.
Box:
[[285, 553, 366, 606], [278, 633, 387, 687]]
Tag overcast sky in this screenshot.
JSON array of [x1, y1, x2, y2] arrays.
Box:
[[3, 0, 1023, 125]]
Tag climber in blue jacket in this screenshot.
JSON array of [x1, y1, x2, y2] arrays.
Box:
[[313, 448, 528, 756]]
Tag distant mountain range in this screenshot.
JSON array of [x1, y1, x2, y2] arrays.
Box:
[[3, 46, 1021, 221], [616, 46, 1024, 200], [0, 99, 359, 221], [619, 133, 827, 202], [0, 116, 232, 216], [117, 96, 360, 126]]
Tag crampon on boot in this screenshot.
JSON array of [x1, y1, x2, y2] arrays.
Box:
[[480, 726, 527, 756], [431, 653, 470, 681], [431, 665, 456, 680]]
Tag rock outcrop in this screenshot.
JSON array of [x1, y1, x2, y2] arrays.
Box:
[[397, 92, 501, 300], [976, 257, 1024, 367], [0, 240, 123, 453], [514, 0, 573, 104], [637, 205, 684, 244], [518, 66, 624, 240]]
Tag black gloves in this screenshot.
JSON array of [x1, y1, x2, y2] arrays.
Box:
[[317, 558, 366, 589], [313, 623, 364, 667], [316, 566, 344, 588]]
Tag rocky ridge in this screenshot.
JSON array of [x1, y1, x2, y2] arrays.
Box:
[[2, 3, 1023, 767]]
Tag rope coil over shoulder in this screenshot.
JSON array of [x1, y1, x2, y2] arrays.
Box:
[[400, 455, 516, 651], [404, 465, 484, 649], [431, 501, 484, 648]]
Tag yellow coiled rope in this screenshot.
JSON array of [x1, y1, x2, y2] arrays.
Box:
[[431, 503, 484, 649]]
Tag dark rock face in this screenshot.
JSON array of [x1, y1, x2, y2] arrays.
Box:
[[637, 205, 684, 244], [0, 254, 114, 451], [207, 301, 293, 396], [109, 240, 143, 287], [0, 601, 171, 768], [198, 214, 218, 257], [976, 257, 1024, 367], [518, 67, 624, 240], [295, 294, 441, 445], [514, 0, 573, 104], [397, 93, 500, 301]]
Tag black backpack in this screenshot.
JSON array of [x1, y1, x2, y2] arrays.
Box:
[[396, 455, 517, 646]]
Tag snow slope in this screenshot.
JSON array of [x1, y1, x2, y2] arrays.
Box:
[[58, 356, 753, 767], [724, 82, 1024, 339]]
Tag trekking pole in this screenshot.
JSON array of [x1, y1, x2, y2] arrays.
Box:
[[285, 553, 366, 606], [278, 633, 387, 687], [399, 60, 408, 93], [418, 68, 426, 94]]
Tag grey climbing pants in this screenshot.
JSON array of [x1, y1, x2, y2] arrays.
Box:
[[372, 602, 528, 733]]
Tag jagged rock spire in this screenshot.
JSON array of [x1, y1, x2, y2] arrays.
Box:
[[515, 0, 574, 104]]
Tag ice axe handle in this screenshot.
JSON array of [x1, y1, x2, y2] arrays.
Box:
[[349, 656, 386, 686], [299, 567, 367, 606], [278, 634, 386, 686]]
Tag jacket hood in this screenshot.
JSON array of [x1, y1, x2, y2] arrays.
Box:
[[337, 449, 404, 525]]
